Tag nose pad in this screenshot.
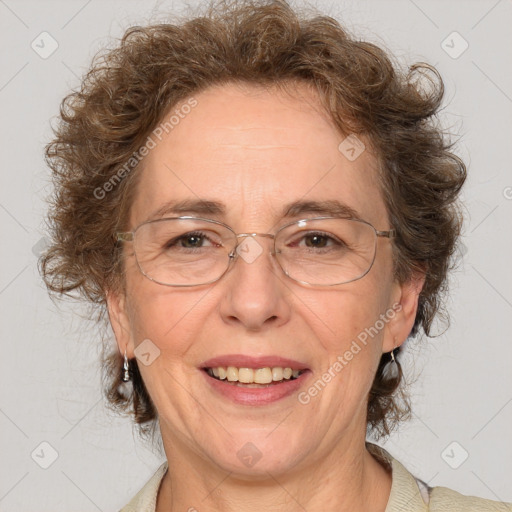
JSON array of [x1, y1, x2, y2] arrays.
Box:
[[234, 236, 265, 265], [229, 232, 277, 264]]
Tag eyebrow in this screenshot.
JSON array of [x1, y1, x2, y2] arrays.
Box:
[[146, 198, 363, 223], [147, 199, 226, 222], [282, 199, 363, 221]]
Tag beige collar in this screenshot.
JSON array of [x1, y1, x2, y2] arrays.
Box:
[[367, 442, 429, 512], [122, 443, 429, 512]]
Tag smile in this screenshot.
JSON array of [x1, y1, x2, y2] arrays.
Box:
[[204, 366, 305, 385]]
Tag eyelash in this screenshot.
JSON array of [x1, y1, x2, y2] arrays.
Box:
[[164, 231, 220, 249]]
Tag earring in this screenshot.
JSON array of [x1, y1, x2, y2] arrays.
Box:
[[122, 349, 131, 382], [383, 343, 400, 380]]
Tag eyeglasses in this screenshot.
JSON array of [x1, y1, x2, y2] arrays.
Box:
[[115, 216, 396, 287]]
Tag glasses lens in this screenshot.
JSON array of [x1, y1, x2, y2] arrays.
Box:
[[133, 218, 235, 286], [275, 218, 377, 285]]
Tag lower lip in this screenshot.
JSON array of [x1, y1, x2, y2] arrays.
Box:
[[201, 370, 310, 405]]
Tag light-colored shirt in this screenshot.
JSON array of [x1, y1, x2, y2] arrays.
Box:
[[120, 442, 512, 511]]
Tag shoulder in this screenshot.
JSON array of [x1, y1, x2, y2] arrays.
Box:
[[366, 442, 512, 512], [429, 486, 512, 511], [120, 462, 168, 512]]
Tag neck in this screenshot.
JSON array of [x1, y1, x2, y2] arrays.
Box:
[[156, 431, 391, 512]]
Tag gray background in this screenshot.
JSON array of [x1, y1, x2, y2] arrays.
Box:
[[0, 0, 511, 510]]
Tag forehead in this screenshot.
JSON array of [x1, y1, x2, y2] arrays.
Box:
[[130, 82, 388, 229]]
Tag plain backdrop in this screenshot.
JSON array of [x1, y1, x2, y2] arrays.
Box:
[[0, 0, 511, 510]]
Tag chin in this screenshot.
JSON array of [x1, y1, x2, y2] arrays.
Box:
[[199, 430, 308, 478]]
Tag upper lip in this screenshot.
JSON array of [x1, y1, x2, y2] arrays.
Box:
[[200, 354, 309, 370]]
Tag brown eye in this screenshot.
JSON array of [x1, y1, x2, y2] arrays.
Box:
[[304, 234, 330, 248], [164, 231, 217, 250], [180, 234, 205, 248]]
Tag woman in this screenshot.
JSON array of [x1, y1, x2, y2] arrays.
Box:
[[40, 0, 512, 510]]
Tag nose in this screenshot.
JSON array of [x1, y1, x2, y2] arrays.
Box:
[[219, 235, 292, 331]]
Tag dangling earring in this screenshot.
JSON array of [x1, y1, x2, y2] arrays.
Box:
[[383, 344, 400, 380], [122, 349, 131, 382]]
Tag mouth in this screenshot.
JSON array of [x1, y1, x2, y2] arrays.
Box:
[[199, 355, 311, 404], [203, 366, 308, 387]]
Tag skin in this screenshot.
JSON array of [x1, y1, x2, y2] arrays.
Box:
[[107, 81, 424, 512]]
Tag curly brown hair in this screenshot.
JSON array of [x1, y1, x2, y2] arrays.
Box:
[[40, 0, 466, 440]]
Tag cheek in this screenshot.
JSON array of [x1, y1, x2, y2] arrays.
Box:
[[297, 277, 391, 397], [124, 282, 217, 412], [124, 268, 214, 357], [295, 291, 387, 428], [304, 281, 389, 351]]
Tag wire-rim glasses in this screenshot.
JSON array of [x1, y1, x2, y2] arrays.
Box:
[[116, 216, 396, 287]]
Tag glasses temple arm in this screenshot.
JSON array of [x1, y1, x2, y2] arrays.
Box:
[[115, 232, 134, 242], [375, 229, 396, 238]]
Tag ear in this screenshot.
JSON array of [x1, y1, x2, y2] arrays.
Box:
[[382, 271, 426, 353], [106, 289, 135, 358]]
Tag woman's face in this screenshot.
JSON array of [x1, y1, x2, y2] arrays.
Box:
[[108, 82, 422, 475]]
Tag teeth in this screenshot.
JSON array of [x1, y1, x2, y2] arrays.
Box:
[[254, 368, 272, 384], [238, 368, 254, 383], [226, 367, 238, 382], [206, 366, 303, 384], [272, 367, 283, 381]]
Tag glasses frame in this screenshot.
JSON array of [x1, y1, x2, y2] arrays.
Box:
[[116, 215, 396, 287]]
